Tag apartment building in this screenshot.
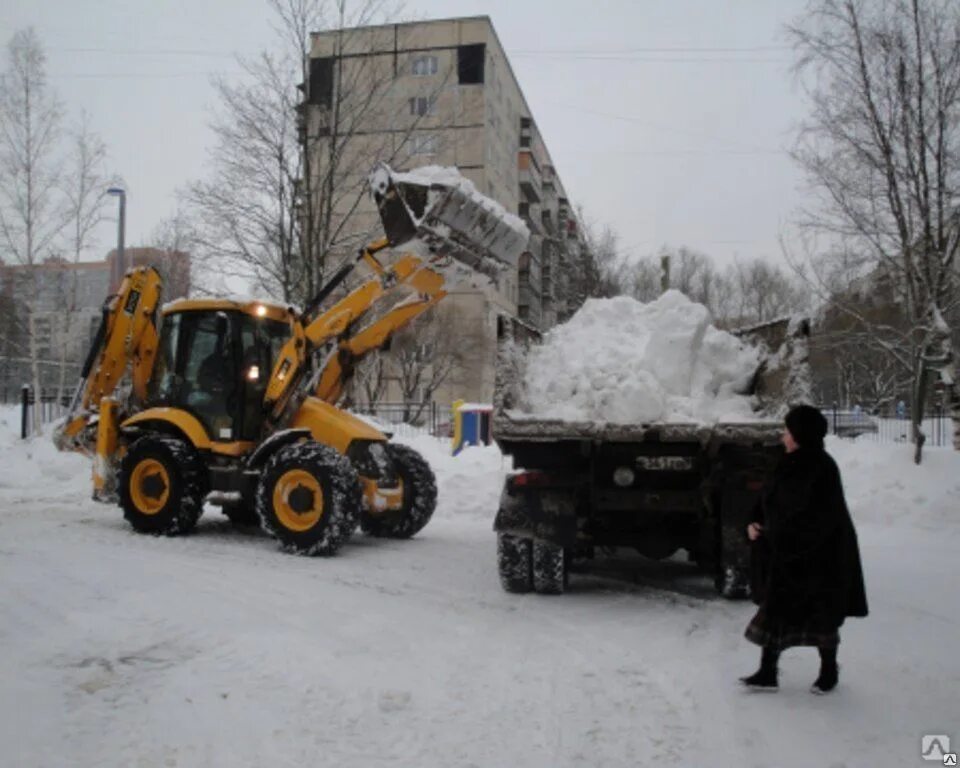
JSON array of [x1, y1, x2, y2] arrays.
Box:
[[303, 16, 593, 406], [0, 249, 190, 395]]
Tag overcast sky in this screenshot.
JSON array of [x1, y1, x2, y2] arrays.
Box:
[[1, 0, 811, 270]]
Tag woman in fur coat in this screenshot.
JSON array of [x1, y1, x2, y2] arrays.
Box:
[[741, 404, 868, 694]]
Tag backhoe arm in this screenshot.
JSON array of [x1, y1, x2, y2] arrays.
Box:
[[55, 266, 163, 452]]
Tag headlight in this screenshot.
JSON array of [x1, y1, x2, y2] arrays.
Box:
[[613, 467, 635, 487]]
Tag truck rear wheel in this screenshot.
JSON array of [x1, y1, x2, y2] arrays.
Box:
[[119, 435, 206, 535], [497, 533, 533, 593], [360, 443, 437, 539], [533, 540, 567, 595], [256, 441, 360, 556]]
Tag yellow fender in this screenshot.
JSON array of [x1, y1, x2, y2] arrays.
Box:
[[291, 397, 386, 453], [121, 408, 212, 450], [120, 408, 257, 457]]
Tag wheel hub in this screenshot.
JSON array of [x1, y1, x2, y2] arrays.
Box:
[[129, 458, 171, 515], [288, 484, 315, 514], [140, 472, 167, 500]]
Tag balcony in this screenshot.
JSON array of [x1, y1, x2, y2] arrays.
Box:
[[541, 207, 556, 235], [517, 150, 542, 203], [517, 202, 541, 235]]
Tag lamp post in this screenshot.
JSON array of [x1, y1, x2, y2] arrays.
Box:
[[107, 187, 126, 289]]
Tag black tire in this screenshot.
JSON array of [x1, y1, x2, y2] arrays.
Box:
[[256, 441, 361, 556], [359, 443, 437, 539], [532, 540, 566, 595], [497, 533, 533, 593], [119, 434, 207, 535], [222, 502, 259, 527]]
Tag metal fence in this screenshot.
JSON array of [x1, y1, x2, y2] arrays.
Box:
[[820, 405, 954, 448], [18, 385, 74, 438], [351, 401, 448, 438]]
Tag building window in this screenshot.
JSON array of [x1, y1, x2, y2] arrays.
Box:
[[457, 44, 485, 84], [308, 57, 334, 107], [411, 55, 438, 76], [410, 134, 438, 156], [408, 96, 436, 117]]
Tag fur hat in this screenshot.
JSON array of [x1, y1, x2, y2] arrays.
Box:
[[785, 404, 828, 449]]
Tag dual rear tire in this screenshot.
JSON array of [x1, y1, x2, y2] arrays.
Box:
[[497, 533, 567, 595]]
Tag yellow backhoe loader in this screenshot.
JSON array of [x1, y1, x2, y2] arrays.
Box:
[[54, 164, 528, 555]]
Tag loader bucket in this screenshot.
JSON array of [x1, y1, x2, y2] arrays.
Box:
[[369, 163, 529, 279]]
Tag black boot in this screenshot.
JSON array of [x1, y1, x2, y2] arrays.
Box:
[[740, 647, 779, 691], [811, 647, 839, 694]]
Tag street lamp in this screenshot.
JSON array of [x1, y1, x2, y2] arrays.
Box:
[[107, 187, 126, 289]]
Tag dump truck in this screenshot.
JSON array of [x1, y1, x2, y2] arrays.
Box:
[[55, 164, 527, 556], [492, 315, 811, 597]]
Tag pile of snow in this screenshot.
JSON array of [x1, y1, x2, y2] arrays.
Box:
[[0, 407, 90, 502], [394, 433, 507, 520], [828, 435, 960, 533], [518, 291, 762, 425]]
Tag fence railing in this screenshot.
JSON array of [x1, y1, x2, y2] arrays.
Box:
[[350, 401, 447, 438], [820, 405, 954, 448], [19, 385, 74, 438]]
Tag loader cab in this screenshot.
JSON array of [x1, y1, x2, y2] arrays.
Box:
[[149, 301, 291, 442]]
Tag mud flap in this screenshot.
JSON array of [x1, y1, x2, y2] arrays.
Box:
[[493, 485, 578, 549]]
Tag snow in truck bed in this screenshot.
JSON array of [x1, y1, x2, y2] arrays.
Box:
[[512, 291, 766, 428]]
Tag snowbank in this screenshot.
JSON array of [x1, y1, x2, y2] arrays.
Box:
[[827, 435, 960, 533], [394, 433, 507, 520], [519, 291, 762, 425], [0, 407, 90, 500]]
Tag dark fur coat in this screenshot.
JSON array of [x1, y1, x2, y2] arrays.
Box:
[[750, 446, 868, 629]]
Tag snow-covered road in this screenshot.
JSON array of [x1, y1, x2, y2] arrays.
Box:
[[1, 413, 958, 767]]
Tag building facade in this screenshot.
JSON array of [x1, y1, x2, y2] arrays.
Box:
[[0, 249, 190, 397], [303, 16, 593, 408]]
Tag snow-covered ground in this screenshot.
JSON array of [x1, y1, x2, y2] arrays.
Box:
[[1, 408, 958, 768]]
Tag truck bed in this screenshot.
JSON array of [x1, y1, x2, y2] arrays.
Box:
[[491, 317, 794, 452], [493, 411, 783, 448]]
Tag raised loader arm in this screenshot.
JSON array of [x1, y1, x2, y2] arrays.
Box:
[[263, 163, 529, 427], [54, 266, 163, 453]]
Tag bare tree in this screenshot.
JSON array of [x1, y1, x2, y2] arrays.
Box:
[[731, 258, 808, 326], [139, 208, 196, 300], [54, 113, 112, 400], [189, 50, 303, 302], [577, 213, 626, 299], [0, 28, 65, 432], [353, 351, 388, 407], [788, 0, 960, 461], [191, 0, 453, 306], [392, 312, 465, 424]]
